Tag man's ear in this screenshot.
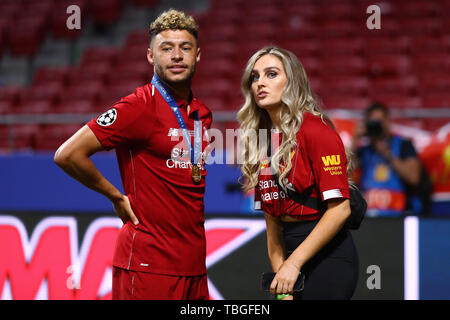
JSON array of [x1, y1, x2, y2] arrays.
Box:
[[147, 48, 154, 65], [196, 47, 201, 63]]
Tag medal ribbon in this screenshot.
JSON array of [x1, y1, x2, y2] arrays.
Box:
[[151, 74, 201, 166]]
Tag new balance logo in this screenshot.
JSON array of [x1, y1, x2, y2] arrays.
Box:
[[321, 155, 341, 166], [168, 128, 179, 137], [168, 128, 195, 137]]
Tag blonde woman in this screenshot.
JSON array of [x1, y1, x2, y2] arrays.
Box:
[[238, 47, 358, 300]]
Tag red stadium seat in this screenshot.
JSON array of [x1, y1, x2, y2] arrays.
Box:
[[7, 16, 46, 56], [97, 81, 143, 112], [80, 47, 119, 67], [106, 60, 151, 86], [69, 62, 111, 84], [412, 53, 450, 74], [422, 93, 450, 108], [319, 19, 358, 38], [369, 55, 411, 76], [320, 38, 364, 56], [322, 96, 371, 110], [375, 96, 422, 109], [0, 87, 22, 106], [14, 100, 53, 114], [19, 82, 63, 107], [59, 80, 104, 107], [33, 67, 72, 86], [395, 1, 440, 18], [279, 39, 319, 58], [320, 2, 356, 19], [319, 56, 368, 76], [411, 36, 447, 55], [419, 73, 450, 94], [3, 124, 40, 150], [320, 76, 370, 97], [125, 29, 148, 48], [35, 124, 83, 150], [369, 76, 418, 98], [299, 57, 320, 77], [91, 0, 123, 24], [399, 17, 443, 36], [364, 37, 411, 56], [131, 0, 159, 7]]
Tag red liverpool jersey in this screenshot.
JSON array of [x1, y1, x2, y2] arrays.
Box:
[[255, 112, 350, 220], [87, 83, 212, 275]]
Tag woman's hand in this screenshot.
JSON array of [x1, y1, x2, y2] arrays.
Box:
[[270, 259, 301, 295]]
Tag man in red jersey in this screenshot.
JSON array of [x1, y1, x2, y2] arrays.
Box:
[[54, 9, 212, 300]]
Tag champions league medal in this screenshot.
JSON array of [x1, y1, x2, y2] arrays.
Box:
[[191, 164, 201, 184], [151, 74, 203, 185]]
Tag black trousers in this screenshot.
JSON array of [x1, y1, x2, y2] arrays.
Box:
[[282, 220, 359, 300]]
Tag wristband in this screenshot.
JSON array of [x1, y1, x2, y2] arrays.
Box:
[[276, 294, 292, 300]]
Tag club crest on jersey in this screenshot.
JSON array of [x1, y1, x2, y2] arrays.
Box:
[[97, 108, 117, 126]]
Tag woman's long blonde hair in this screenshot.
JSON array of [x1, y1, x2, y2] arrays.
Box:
[[237, 46, 354, 192]]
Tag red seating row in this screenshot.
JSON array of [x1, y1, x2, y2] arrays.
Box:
[[0, 0, 159, 57]]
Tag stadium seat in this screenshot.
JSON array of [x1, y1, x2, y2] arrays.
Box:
[[369, 55, 411, 76], [411, 36, 447, 55], [319, 19, 357, 38], [5, 124, 40, 150], [131, 0, 159, 7], [34, 124, 83, 150], [395, 1, 440, 18], [319, 56, 368, 76], [299, 57, 320, 76], [106, 60, 151, 86], [198, 41, 238, 60], [14, 100, 53, 114], [125, 30, 148, 48], [59, 80, 104, 107], [33, 67, 72, 86], [419, 73, 450, 93], [422, 92, 450, 108], [91, 0, 123, 25], [399, 17, 443, 36], [364, 37, 411, 56], [322, 96, 371, 110], [97, 81, 144, 111], [279, 39, 319, 58], [19, 82, 62, 107], [69, 62, 111, 84], [6, 16, 46, 56], [369, 76, 418, 97], [412, 53, 450, 74], [375, 95, 422, 109], [319, 38, 364, 56], [320, 76, 370, 97], [80, 47, 119, 67]]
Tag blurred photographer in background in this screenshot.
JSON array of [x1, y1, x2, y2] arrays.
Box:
[[352, 103, 431, 217]]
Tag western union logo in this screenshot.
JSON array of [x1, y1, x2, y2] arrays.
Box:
[[322, 155, 341, 166]]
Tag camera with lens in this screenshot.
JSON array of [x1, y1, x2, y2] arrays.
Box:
[[365, 120, 383, 138]]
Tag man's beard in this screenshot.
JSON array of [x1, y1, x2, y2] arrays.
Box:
[[155, 63, 196, 86]]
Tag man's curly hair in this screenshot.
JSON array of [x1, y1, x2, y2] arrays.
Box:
[[149, 9, 198, 46]]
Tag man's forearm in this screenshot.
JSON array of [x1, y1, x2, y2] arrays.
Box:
[[388, 156, 420, 186], [55, 152, 122, 202]]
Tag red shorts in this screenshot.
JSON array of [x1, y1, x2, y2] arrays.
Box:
[[112, 267, 209, 300]]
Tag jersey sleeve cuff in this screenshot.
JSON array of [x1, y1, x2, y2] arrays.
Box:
[[322, 189, 344, 201]]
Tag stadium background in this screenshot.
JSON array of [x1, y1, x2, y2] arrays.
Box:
[[0, 0, 449, 300]]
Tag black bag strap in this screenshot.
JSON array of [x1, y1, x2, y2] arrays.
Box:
[[267, 135, 327, 213]]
